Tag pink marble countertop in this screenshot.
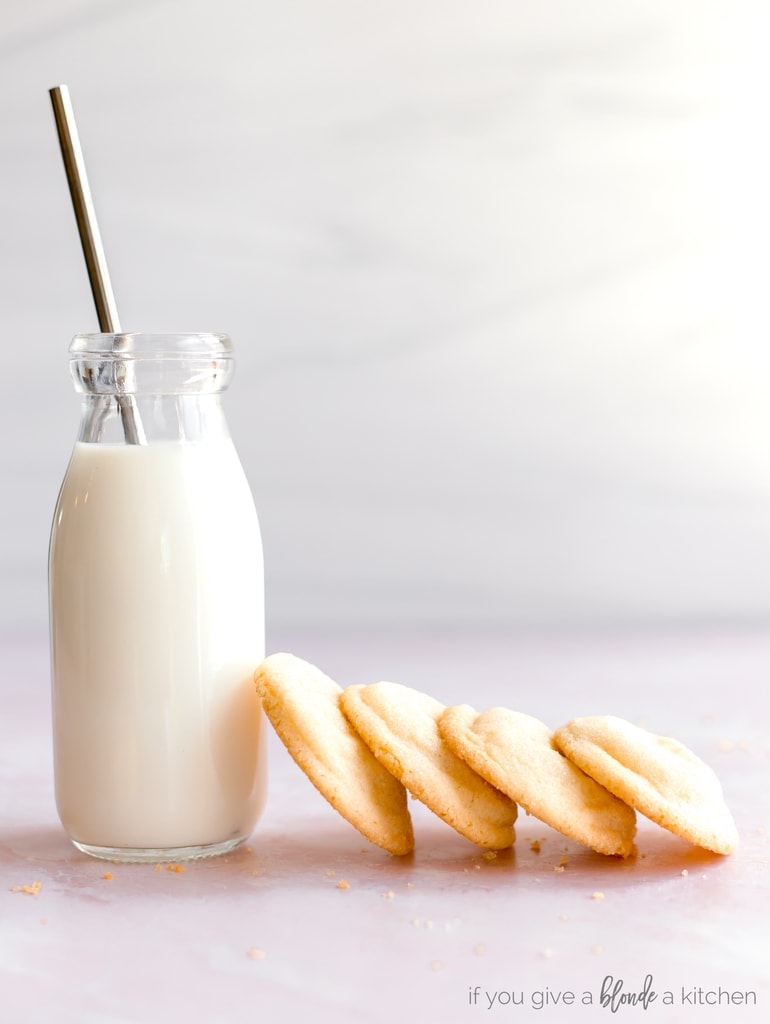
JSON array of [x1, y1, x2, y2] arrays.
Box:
[[1, 630, 767, 1023]]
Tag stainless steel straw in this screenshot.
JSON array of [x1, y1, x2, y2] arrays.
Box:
[[49, 84, 146, 445]]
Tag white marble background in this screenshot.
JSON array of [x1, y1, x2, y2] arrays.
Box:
[[3, 0, 770, 640]]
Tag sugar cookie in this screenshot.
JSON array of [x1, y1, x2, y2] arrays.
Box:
[[439, 704, 637, 857], [340, 682, 517, 850], [254, 654, 414, 855], [552, 715, 738, 855]]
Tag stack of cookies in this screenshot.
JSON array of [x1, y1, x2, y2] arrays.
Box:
[[254, 653, 738, 858]]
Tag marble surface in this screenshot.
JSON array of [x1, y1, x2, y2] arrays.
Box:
[[1, 629, 767, 1022], [4, 2, 770, 638]]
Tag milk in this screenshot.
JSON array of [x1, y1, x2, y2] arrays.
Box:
[[49, 438, 267, 857]]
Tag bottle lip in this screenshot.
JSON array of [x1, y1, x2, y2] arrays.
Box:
[[69, 332, 233, 359], [69, 333, 236, 396]]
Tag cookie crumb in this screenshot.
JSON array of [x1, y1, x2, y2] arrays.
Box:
[[681, 869, 689, 877], [482, 850, 497, 861], [592, 945, 603, 955], [473, 943, 487, 956], [102, 872, 113, 881], [11, 881, 42, 896], [530, 839, 541, 853], [153, 864, 162, 872], [717, 740, 734, 753], [382, 890, 395, 899], [430, 960, 444, 972], [336, 879, 350, 890], [558, 914, 569, 922], [247, 948, 266, 960], [166, 864, 185, 873], [591, 891, 605, 900], [553, 864, 565, 873]]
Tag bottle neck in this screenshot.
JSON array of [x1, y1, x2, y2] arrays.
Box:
[[77, 392, 232, 444], [69, 334, 237, 445]]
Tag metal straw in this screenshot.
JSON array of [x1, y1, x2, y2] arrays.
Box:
[[49, 84, 146, 445]]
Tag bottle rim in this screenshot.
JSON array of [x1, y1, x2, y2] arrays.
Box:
[[69, 332, 233, 359], [68, 333, 236, 396]]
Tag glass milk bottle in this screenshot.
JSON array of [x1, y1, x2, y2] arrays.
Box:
[[49, 333, 267, 862]]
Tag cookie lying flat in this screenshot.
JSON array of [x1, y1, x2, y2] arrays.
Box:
[[439, 705, 637, 857], [552, 716, 738, 855], [339, 682, 517, 850], [254, 654, 414, 856]]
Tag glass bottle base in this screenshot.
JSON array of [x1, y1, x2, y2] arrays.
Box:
[[72, 834, 248, 864]]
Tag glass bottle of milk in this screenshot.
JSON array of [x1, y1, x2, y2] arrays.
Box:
[[49, 333, 267, 862]]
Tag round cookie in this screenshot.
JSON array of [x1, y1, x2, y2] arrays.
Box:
[[254, 654, 414, 856], [439, 704, 637, 857], [339, 682, 517, 850], [552, 715, 738, 855]]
